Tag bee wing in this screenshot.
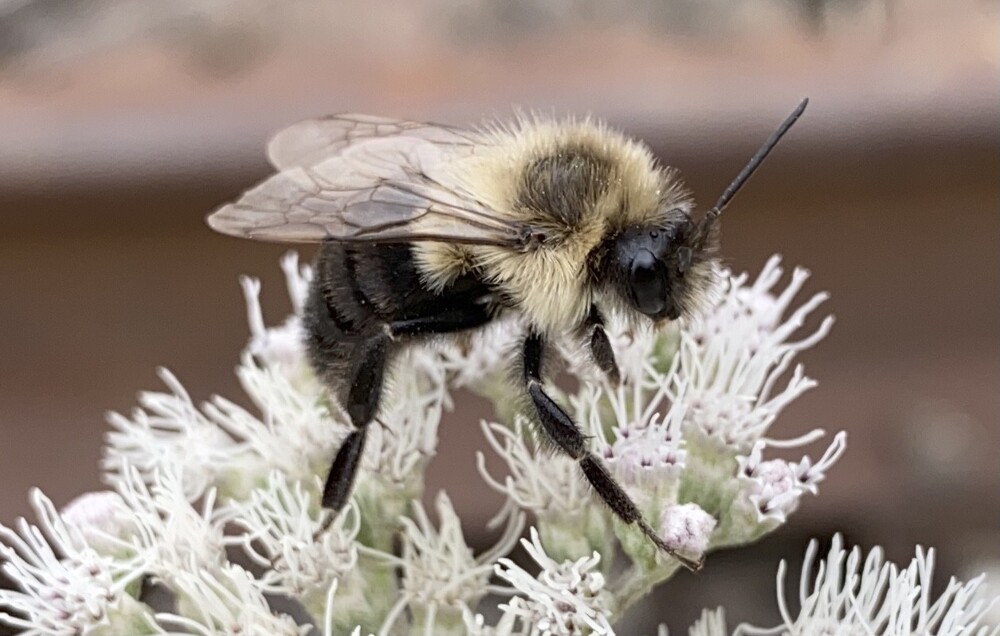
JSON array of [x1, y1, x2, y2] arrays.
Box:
[[209, 128, 529, 247], [266, 114, 482, 170]]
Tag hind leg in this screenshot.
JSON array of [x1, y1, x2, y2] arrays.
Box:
[[320, 303, 494, 511], [321, 331, 391, 510]]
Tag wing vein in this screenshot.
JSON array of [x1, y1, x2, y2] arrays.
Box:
[[208, 114, 527, 248]]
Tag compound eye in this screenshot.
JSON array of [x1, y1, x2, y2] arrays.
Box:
[[629, 248, 667, 316]]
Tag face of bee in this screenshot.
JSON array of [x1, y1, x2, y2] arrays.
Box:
[[605, 207, 713, 323]]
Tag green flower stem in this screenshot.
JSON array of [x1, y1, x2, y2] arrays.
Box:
[[324, 556, 398, 634], [610, 559, 683, 617], [410, 605, 466, 636]]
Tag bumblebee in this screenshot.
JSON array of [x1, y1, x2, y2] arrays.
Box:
[[208, 99, 807, 570]]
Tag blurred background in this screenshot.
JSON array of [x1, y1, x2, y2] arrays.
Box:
[[0, 0, 997, 632]]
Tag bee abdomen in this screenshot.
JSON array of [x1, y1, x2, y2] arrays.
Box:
[[303, 241, 494, 395]]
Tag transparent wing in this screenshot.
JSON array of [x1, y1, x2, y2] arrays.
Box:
[[208, 128, 529, 247], [266, 113, 483, 170]]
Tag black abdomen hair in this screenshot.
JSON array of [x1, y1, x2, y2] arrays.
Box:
[[303, 242, 492, 402]]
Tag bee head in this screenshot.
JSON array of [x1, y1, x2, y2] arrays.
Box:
[[609, 208, 718, 324], [604, 98, 809, 324]]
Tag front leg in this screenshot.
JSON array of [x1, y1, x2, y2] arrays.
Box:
[[522, 331, 702, 571], [584, 305, 620, 387]]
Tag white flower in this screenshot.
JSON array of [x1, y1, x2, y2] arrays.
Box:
[[661, 608, 729, 636], [103, 367, 242, 502], [477, 412, 612, 572], [585, 372, 688, 507], [737, 534, 1000, 636], [225, 471, 359, 601], [730, 433, 847, 531], [786, 432, 850, 495], [376, 492, 524, 635], [691, 608, 729, 636], [972, 562, 1000, 628], [105, 255, 335, 503], [607, 323, 673, 387], [0, 490, 151, 636], [679, 255, 834, 450], [242, 276, 308, 371], [737, 457, 798, 525], [3, 252, 861, 635], [495, 527, 614, 636], [278, 251, 313, 313], [60, 491, 136, 556], [477, 417, 589, 528], [240, 251, 313, 374], [604, 413, 686, 493], [108, 462, 227, 585], [658, 503, 716, 562], [205, 353, 344, 489], [156, 563, 307, 636]]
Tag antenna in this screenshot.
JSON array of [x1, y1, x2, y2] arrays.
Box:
[[705, 97, 808, 222]]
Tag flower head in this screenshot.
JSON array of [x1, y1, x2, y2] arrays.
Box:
[[375, 492, 524, 634], [225, 471, 359, 601], [242, 275, 308, 373], [494, 527, 614, 635], [103, 367, 242, 502], [477, 417, 588, 524], [2, 252, 859, 635], [157, 563, 307, 636], [207, 353, 344, 489], [0, 490, 150, 636], [679, 255, 834, 451], [738, 433, 846, 521], [109, 462, 227, 585], [360, 346, 448, 491], [60, 491, 136, 557], [435, 317, 525, 392], [241, 251, 312, 374], [762, 534, 1000, 636], [587, 377, 688, 509], [476, 416, 613, 562]]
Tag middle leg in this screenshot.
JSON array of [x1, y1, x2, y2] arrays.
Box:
[[521, 331, 702, 571]]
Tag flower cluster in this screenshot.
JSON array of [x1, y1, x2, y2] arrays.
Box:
[[673, 535, 999, 636], [1, 252, 994, 635]]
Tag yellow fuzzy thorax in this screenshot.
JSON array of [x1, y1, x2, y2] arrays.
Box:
[[414, 115, 690, 335]]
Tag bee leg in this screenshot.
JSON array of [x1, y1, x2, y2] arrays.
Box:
[[389, 303, 492, 337], [322, 304, 493, 511], [521, 331, 702, 571], [322, 332, 391, 511], [585, 306, 620, 387]]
